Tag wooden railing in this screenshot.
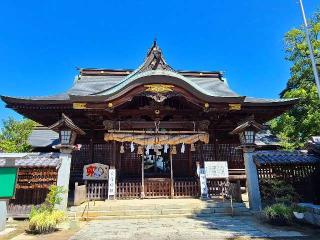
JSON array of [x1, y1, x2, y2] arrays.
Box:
[[258, 164, 320, 204], [87, 182, 108, 200], [144, 178, 171, 198], [174, 180, 199, 197], [82, 178, 241, 201], [117, 180, 141, 199]]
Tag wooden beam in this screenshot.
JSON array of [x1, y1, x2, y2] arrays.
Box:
[[105, 121, 199, 130], [107, 130, 207, 134]]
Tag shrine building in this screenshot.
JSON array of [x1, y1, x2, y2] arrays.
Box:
[[1, 41, 297, 207]]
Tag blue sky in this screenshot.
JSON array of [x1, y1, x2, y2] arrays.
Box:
[[0, 0, 319, 125]]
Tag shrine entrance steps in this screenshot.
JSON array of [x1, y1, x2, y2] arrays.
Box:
[[68, 198, 251, 220]]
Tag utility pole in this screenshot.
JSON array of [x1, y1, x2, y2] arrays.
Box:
[[298, 0, 320, 98]]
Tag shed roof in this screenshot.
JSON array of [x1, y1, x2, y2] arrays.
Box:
[[0, 152, 61, 168], [254, 150, 320, 166]]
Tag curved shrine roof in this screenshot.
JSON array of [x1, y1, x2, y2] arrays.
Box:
[[1, 41, 297, 107]]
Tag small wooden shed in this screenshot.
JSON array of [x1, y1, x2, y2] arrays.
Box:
[[0, 153, 61, 218]]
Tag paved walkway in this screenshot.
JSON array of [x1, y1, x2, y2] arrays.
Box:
[[70, 216, 305, 240]]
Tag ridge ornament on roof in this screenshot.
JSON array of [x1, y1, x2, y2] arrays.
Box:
[[139, 39, 175, 73]]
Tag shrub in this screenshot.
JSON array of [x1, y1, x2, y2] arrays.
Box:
[[28, 186, 66, 234], [263, 203, 293, 225], [29, 210, 65, 234], [260, 178, 298, 205]]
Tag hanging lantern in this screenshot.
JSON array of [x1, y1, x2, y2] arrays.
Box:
[[190, 143, 196, 152], [181, 143, 185, 153], [171, 145, 177, 155], [120, 143, 125, 154], [137, 145, 143, 155], [130, 141, 135, 152]]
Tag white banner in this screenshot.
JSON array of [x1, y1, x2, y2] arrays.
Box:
[[204, 161, 229, 179], [108, 169, 116, 199], [83, 163, 109, 180], [199, 168, 208, 198]]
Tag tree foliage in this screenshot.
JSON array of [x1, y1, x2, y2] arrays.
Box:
[[271, 11, 320, 149], [0, 117, 36, 152]]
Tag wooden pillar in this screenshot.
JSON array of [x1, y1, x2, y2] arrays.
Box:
[[213, 130, 219, 161], [199, 142, 204, 168], [141, 152, 145, 198], [89, 129, 94, 163], [188, 145, 193, 176], [170, 151, 174, 198], [112, 140, 116, 168]]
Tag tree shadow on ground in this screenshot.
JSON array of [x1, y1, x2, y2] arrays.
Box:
[[190, 198, 310, 239]]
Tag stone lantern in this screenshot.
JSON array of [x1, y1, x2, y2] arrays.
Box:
[[50, 113, 85, 152], [231, 118, 263, 211], [49, 113, 85, 210]]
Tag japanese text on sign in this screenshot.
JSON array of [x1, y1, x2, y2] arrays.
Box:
[[204, 161, 229, 179]]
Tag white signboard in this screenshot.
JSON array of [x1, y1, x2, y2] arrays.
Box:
[[199, 168, 208, 198], [83, 163, 109, 180], [204, 161, 229, 179], [108, 169, 116, 199]]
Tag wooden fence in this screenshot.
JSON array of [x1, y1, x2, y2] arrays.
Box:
[[257, 164, 320, 204], [80, 178, 241, 200], [86, 182, 108, 200], [144, 178, 171, 198], [174, 180, 199, 197], [117, 180, 141, 199]]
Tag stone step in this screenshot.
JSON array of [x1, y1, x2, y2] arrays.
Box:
[[72, 212, 252, 221], [70, 202, 247, 211], [69, 206, 251, 220], [68, 199, 251, 220], [69, 210, 252, 221]]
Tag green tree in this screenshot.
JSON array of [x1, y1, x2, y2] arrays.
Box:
[[0, 118, 36, 152], [271, 11, 320, 149]]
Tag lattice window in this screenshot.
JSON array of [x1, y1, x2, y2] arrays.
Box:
[[93, 143, 113, 165], [191, 144, 215, 162], [119, 142, 141, 177], [218, 143, 244, 168]]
